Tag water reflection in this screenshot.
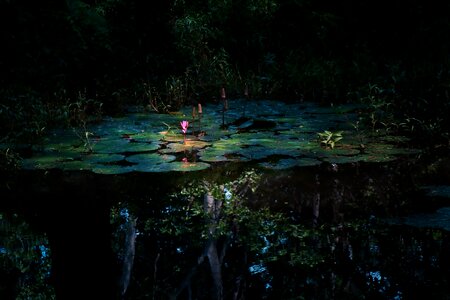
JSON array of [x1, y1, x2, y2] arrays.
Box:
[[0, 213, 54, 299], [1, 162, 450, 299]]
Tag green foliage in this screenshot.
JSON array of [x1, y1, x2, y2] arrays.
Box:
[[317, 130, 343, 149], [67, 92, 103, 152], [164, 75, 189, 112], [2, 0, 450, 151], [173, 13, 212, 60], [358, 83, 394, 132], [66, 0, 111, 46], [144, 75, 191, 113], [0, 91, 67, 144]]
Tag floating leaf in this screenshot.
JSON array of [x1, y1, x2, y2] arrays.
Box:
[[159, 140, 211, 154], [126, 153, 176, 164], [163, 161, 211, 172], [21, 99, 418, 173], [92, 138, 160, 154], [83, 153, 125, 164], [259, 157, 321, 169], [92, 165, 135, 175]]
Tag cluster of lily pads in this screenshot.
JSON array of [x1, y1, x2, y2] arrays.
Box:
[[20, 99, 420, 174]]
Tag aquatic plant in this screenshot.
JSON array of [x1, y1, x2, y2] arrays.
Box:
[[67, 94, 103, 153], [180, 120, 189, 144], [317, 130, 343, 149]]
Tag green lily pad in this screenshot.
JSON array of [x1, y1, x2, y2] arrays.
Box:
[[198, 154, 230, 162], [132, 160, 210, 172], [198, 147, 248, 162], [21, 99, 420, 173], [92, 165, 135, 175], [322, 155, 364, 164], [196, 138, 250, 161], [83, 153, 125, 164], [159, 140, 211, 154], [126, 131, 166, 142], [356, 154, 397, 163], [237, 146, 299, 160], [92, 138, 160, 154], [126, 153, 176, 164], [59, 160, 92, 171], [307, 146, 361, 158], [259, 157, 321, 169], [164, 161, 211, 172], [21, 155, 68, 170]]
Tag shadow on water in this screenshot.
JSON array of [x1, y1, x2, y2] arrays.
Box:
[[1, 158, 450, 299]]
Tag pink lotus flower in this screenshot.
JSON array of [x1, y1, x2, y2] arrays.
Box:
[[180, 120, 189, 144], [180, 120, 189, 134]]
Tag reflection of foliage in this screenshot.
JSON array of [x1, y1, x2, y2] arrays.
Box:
[[0, 148, 21, 190], [0, 213, 54, 299], [0, 148, 21, 171], [131, 169, 332, 297]]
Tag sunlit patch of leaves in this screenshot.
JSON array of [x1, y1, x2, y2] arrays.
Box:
[[317, 130, 343, 149]]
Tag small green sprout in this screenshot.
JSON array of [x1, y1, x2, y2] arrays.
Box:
[[317, 130, 343, 149]]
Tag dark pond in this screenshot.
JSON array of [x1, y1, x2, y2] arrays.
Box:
[[1, 100, 449, 299]]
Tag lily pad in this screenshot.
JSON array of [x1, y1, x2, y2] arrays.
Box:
[[22, 155, 69, 170], [159, 140, 211, 154], [126, 153, 176, 164], [306, 145, 361, 158], [92, 138, 160, 154], [83, 153, 125, 164], [59, 160, 92, 171], [237, 146, 298, 160], [92, 165, 135, 175], [163, 161, 211, 172], [21, 99, 420, 173], [355, 153, 397, 163], [126, 131, 166, 142], [197, 140, 250, 162], [131, 160, 210, 172], [259, 157, 321, 169]]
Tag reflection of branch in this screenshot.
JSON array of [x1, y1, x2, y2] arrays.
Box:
[[313, 174, 320, 227], [152, 252, 160, 300], [169, 254, 198, 299], [170, 190, 225, 300], [204, 192, 224, 299], [120, 217, 137, 297]]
